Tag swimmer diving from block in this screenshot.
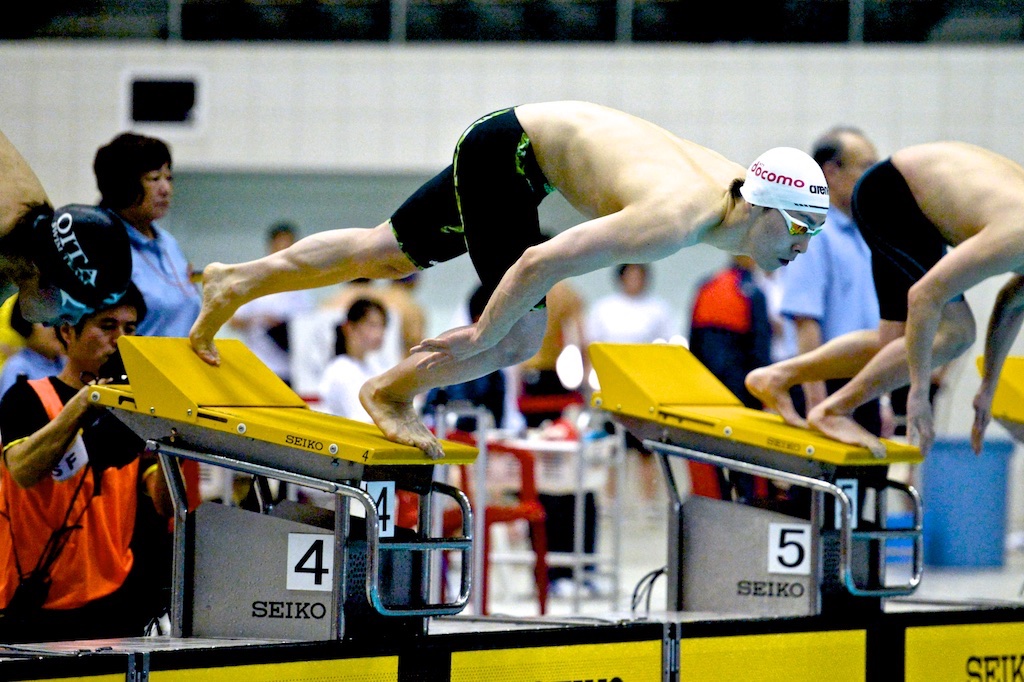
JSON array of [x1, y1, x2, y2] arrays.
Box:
[[747, 142, 1024, 459], [189, 101, 827, 459]]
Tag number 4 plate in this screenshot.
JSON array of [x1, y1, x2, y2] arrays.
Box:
[[362, 481, 396, 538], [287, 533, 334, 591]]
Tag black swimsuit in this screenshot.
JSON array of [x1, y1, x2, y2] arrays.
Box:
[[389, 107, 555, 302], [851, 158, 962, 322]]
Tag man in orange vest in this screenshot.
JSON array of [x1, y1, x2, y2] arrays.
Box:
[[0, 284, 171, 642]]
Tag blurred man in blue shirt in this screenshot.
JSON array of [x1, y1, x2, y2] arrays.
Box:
[[779, 127, 882, 434]]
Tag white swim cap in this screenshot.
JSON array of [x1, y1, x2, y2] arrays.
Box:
[[740, 147, 829, 214]]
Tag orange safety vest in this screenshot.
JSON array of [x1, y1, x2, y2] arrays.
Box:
[[690, 268, 753, 334], [0, 378, 139, 610]]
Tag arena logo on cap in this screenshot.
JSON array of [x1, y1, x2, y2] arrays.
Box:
[[52, 211, 98, 288]]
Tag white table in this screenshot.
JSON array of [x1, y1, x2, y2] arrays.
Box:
[[475, 424, 626, 614]]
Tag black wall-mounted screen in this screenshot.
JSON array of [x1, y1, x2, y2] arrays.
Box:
[[131, 79, 196, 123]]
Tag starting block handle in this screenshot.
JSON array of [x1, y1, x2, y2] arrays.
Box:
[[643, 439, 923, 599], [359, 480, 474, 617]]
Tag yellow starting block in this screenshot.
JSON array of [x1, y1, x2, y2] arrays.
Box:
[[91, 337, 478, 641], [92, 336, 478, 471], [589, 343, 924, 618]]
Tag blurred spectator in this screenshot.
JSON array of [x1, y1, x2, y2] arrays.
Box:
[[587, 263, 675, 506], [689, 255, 774, 505], [587, 263, 675, 345], [375, 273, 427, 360], [94, 132, 201, 338], [754, 267, 798, 364], [303, 297, 389, 510], [518, 280, 587, 427], [228, 222, 315, 384], [323, 273, 426, 369], [779, 126, 883, 435], [689, 255, 773, 408], [0, 294, 65, 397], [93, 132, 203, 619], [317, 298, 390, 421]]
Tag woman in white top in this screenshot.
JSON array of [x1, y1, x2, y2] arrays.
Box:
[[318, 298, 388, 421], [586, 263, 676, 344]]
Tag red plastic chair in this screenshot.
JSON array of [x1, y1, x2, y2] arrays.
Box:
[[687, 461, 770, 501], [443, 431, 549, 615]]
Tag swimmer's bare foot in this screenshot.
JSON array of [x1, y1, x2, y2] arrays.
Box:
[[360, 381, 445, 460], [807, 406, 887, 458], [189, 262, 243, 366], [745, 366, 807, 428]]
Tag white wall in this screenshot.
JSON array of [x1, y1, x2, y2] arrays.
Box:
[[5, 40, 1024, 440]]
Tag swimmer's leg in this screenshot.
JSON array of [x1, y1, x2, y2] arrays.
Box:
[[746, 329, 882, 427], [807, 304, 974, 454], [191, 221, 416, 364]]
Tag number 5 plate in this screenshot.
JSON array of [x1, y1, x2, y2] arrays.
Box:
[[768, 522, 812, 576]]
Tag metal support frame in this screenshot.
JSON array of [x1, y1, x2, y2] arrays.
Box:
[[436, 405, 625, 615], [154, 439, 473, 639], [646, 439, 923, 601]]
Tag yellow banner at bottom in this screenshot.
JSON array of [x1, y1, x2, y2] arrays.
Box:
[[149, 655, 398, 682], [679, 630, 866, 682], [906, 621, 1024, 682], [451, 640, 662, 682]]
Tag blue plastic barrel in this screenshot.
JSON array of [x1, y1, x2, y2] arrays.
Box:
[[920, 438, 1014, 567]]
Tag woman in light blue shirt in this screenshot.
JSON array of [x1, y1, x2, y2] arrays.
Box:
[[92, 134, 203, 621], [94, 133, 201, 338]]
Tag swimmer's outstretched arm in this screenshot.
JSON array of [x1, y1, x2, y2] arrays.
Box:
[[413, 205, 689, 367], [973, 274, 1024, 452], [0, 129, 50, 238], [904, 224, 1021, 455]]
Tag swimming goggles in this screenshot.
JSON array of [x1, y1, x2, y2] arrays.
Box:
[[779, 208, 823, 236]]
